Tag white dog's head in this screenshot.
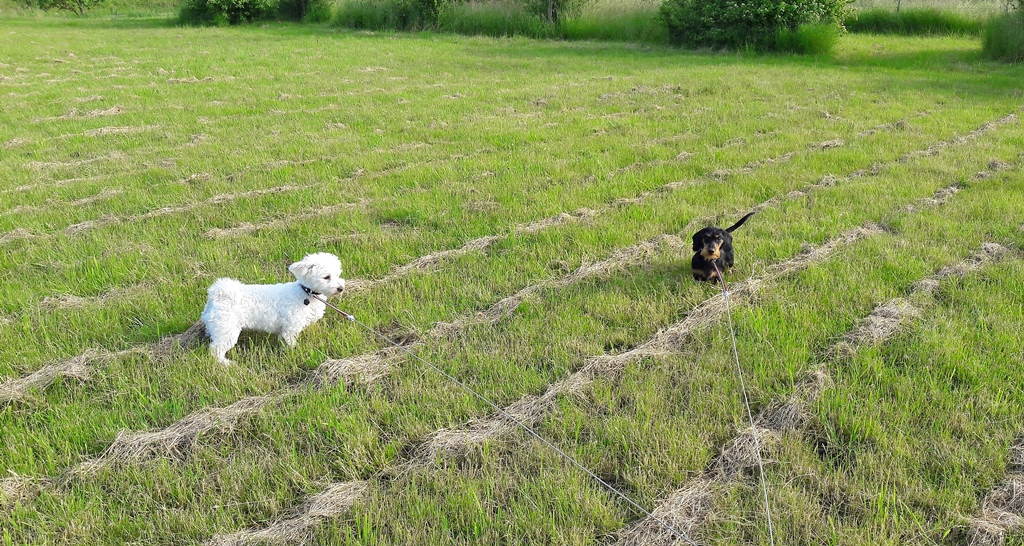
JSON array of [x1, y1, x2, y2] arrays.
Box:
[[288, 252, 345, 296]]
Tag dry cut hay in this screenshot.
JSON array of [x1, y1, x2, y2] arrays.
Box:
[[150, 320, 209, 363], [393, 235, 500, 275], [757, 369, 832, 433], [418, 225, 879, 463], [309, 349, 401, 389], [83, 125, 156, 137], [711, 152, 796, 179], [205, 202, 362, 239], [712, 426, 779, 478], [207, 481, 367, 546], [0, 228, 35, 245], [41, 280, 141, 310], [0, 475, 49, 512], [968, 474, 1024, 546], [614, 478, 717, 546], [393, 208, 603, 277], [936, 243, 1012, 280], [839, 298, 920, 351], [415, 355, 615, 462], [433, 234, 685, 338], [1, 351, 98, 404], [905, 184, 959, 212], [77, 394, 284, 472]]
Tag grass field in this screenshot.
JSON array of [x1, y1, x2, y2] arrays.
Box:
[[1, 17, 1024, 546]]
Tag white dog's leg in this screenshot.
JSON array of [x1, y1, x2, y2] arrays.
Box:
[[209, 327, 241, 365], [281, 330, 299, 348]]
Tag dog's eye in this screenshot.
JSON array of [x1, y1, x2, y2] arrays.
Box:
[[323, 275, 331, 280]]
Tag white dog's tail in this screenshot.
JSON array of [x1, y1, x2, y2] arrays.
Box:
[[206, 278, 244, 303]]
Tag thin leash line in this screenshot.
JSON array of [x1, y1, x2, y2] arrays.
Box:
[[711, 262, 776, 546], [310, 294, 699, 546]]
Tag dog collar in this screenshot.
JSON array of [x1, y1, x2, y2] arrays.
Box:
[[300, 285, 321, 306]]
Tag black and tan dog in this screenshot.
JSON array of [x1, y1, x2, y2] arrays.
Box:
[[691, 212, 755, 282]]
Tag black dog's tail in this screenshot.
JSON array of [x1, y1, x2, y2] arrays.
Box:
[[725, 211, 756, 233]]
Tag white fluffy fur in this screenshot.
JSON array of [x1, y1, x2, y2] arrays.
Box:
[[201, 252, 346, 365]]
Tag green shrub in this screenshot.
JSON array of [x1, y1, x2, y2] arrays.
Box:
[[845, 8, 984, 35], [437, 1, 558, 37], [335, 0, 436, 28], [179, 0, 276, 24], [983, 11, 1024, 62], [278, 0, 333, 20], [660, 0, 849, 50], [776, 22, 841, 53]]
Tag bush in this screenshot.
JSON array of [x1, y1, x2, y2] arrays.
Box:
[[845, 8, 984, 36], [983, 11, 1024, 62], [437, 1, 558, 37], [335, 0, 437, 28], [179, 0, 276, 24], [660, 0, 849, 51], [278, 0, 333, 20]]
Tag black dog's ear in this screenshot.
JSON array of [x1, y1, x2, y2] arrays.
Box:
[[692, 231, 702, 252], [720, 231, 733, 248]]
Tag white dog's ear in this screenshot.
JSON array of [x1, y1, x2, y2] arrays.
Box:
[[288, 260, 317, 279]]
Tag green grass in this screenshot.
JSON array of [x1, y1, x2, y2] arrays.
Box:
[[561, 0, 667, 44], [845, 7, 989, 35], [848, 0, 1005, 16], [437, 1, 559, 39], [984, 11, 1024, 61], [1, 16, 1024, 545]]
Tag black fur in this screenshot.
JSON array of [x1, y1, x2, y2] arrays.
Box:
[[690, 212, 755, 282]]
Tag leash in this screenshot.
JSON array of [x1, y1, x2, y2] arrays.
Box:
[[711, 261, 776, 546], [308, 292, 699, 545]]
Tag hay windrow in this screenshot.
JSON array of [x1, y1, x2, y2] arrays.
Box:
[[0, 227, 36, 245], [905, 185, 959, 212], [968, 474, 1024, 546], [77, 393, 285, 471], [60, 185, 304, 235], [393, 235, 501, 275], [83, 125, 157, 137], [516, 207, 601, 235], [25, 151, 125, 171], [433, 235, 686, 337], [713, 427, 779, 478], [150, 320, 209, 362], [1, 351, 97, 404], [309, 349, 402, 389], [622, 239, 1010, 543], [41, 280, 142, 310], [50, 105, 126, 120], [840, 298, 920, 350], [205, 202, 362, 239], [416, 225, 877, 463], [936, 243, 1012, 279], [315, 112, 1009, 300], [614, 478, 717, 546], [0, 476, 50, 512], [206, 481, 367, 546]]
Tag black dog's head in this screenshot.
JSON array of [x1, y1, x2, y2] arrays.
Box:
[[692, 227, 732, 261]]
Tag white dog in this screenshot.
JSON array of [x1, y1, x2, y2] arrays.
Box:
[[201, 252, 346, 365]]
